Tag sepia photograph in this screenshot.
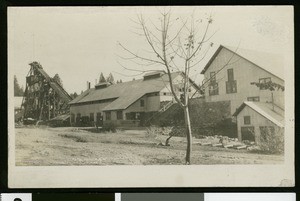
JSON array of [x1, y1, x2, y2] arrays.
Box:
[[8, 6, 294, 187]]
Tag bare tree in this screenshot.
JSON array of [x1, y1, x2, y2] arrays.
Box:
[[118, 10, 215, 164]]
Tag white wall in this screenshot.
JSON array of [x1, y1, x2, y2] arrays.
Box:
[[203, 48, 285, 114], [236, 105, 280, 142]]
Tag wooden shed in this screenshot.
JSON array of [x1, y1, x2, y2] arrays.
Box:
[[233, 101, 284, 143]]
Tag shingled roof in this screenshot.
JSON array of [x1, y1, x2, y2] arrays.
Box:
[[200, 45, 284, 80], [69, 71, 191, 111]]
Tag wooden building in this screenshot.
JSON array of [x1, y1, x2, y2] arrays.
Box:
[[69, 71, 200, 127], [200, 45, 284, 115], [233, 101, 284, 142], [22, 62, 72, 121]]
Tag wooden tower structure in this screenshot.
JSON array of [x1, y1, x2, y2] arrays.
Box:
[[22, 62, 72, 121]]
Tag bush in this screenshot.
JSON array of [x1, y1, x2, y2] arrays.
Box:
[[259, 127, 284, 154], [102, 122, 117, 132], [146, 126, 173, 138]]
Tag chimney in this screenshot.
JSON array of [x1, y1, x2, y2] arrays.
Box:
[[87, 81, 91, 90]]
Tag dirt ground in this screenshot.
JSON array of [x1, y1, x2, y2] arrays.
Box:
[[15, 127, 284, 166]]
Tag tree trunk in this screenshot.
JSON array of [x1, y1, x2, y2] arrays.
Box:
[[184, 105, 192, 164]]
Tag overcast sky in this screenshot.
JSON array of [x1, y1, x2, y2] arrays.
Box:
[[8, 6, 293, 94]]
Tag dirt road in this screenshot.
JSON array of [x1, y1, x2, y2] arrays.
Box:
[[15, 127, 284, 166]]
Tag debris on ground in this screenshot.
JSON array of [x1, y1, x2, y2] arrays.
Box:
[[196, 135, 256, 150]]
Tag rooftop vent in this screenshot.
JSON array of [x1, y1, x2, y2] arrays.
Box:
[[95, 82, 111, 90], [143, 71, 165, 80]]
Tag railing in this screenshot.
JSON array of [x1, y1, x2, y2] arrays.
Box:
[[145, 101, 175, 125]]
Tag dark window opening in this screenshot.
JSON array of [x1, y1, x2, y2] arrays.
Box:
[[227, 68, 234, 81], [105, 111, 111, 120], [226, 80, 237, 94], [76, 113, 81, 123], [244, 116, 251, 125], [209, 72, 218, 96], [90, 113, 94, 121], [209, 83, 218, 96], [210, 72, 216, 83], [247, 96, 260, 102], [71, 113, 75, 123], [226, 69, 237, 94], [140, 99, 145, 107], [117, 111, 123, 120]]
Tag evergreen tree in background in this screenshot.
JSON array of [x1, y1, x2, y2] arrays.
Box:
[[53, 73, 63, 87], [70, 92, 78, 99], [99, 73, 106, 83], [14, 75, 24, 96], [107, 73, 115, 84]]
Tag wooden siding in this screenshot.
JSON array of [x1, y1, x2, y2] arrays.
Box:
[[70, 101, 111, 122], [203, 47, 284, 114], [236, 105, 279, 142]]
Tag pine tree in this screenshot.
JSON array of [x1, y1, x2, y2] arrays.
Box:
[[53, 73, 63, 87], [107, 73, 115, 84], [99, 73, 106, 83], [14, 75, 24, 96]]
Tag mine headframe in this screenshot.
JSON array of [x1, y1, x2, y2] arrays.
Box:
[[22, 62, 72, 121]]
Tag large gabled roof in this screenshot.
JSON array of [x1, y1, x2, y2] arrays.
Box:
[[69, 71, 192, 111], [200, 45, 284, 80], [233, 101, 284, 128]]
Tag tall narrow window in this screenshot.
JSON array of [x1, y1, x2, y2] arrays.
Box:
[[226, 68, 237, 94], [140, 99, 145, 107], [90, 113, 94, 121], [227, 68, 234, 81], [209, 71, 218, 96], [210, 72, 216, 83], [71, 113, 75, 123], [117, 111, 123, 120], [105, 111, 111, 120], [244, 116, 251, 125]]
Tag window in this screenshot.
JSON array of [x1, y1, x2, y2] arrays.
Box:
[[226, 69, 237, 94], [76, 113, 81, 123], [71, 113, 75, 123], [210, 72, 216, 83], [227, 69, 234, 81], [226, 80, 237, 93], [140, 99, 145, 107], [247, 96, 260, 102], [259, 77, 271, 90], [90, 113, 94, 121], [117, 111, 123, 120], [244, 116, 251, 125], [126, 112, 135, 120], [209, 71, 218, 96], [209, 83, 218, 96], [163, 92, 167, 95], [105, 111, 111, 120]]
